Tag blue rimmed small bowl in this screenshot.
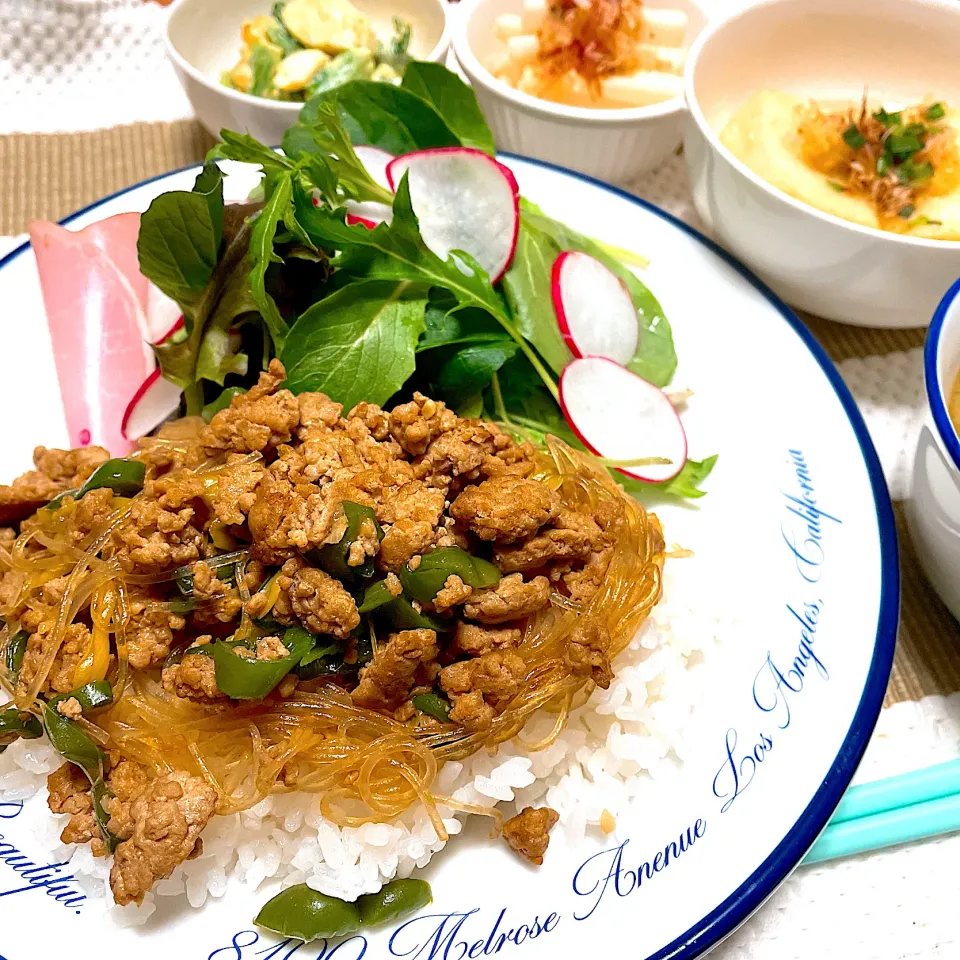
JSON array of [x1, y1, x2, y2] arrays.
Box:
[[908, 279, 960, 620]]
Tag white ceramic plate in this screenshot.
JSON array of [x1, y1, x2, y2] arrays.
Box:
[[0, 157, 897, 960]]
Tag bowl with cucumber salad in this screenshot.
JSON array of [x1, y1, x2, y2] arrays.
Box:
[[166, 0, 451, 144]]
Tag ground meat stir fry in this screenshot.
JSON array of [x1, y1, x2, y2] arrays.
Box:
[[3, 360, 659, 906], [502, 806, 560, 865], [107, 769, 217, 906], [0, 445, 109, 526]]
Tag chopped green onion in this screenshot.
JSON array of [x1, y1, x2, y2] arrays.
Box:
[[4, 630, 28, 681], [828, 181, 846, 192], [926, 102, 946, 121], [0, 707, 42, 752], [412, 693, 451, 722], [842, 124, 866, 149], [887, 131, 924, 156], [898, 204, 916, 219], [873, 108, 902, 127], [876, 155, 889, 175]]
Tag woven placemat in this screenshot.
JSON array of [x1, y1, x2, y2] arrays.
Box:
[[2, 119, 957, 706]]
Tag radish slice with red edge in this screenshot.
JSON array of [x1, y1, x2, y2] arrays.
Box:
[[559, 356, 687, 483], [553, 251, 639, 364], [386, 147, 520, 283], [153, 314, 185, 345], [146, 283, 184, 344], [121, 368, 183, 442], [346, 213, 379, 229], [353, 145, 394, 190], [345, 202, 392, 228]]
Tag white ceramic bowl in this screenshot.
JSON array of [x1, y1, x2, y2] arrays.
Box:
[[452, 0, 707, 183], [683, 0, 960, 328], [165, 0, 451, 145], [908, 279, 960, 620]]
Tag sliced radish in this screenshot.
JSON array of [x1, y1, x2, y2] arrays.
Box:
[[121, 368, 183, 442], [346, 212, 380, 230], [146, 283, 184, 344], [345, 202, 392, 228], [342, 146, 395, 228], [353, 145, 394, 190], [559, 356, 687, 483], [154, 314, 185, 345], [552, 251, 639, 364], [386, 147, 520, 283]]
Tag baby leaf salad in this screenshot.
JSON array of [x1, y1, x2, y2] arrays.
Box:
[[134, 61, 714, 498]]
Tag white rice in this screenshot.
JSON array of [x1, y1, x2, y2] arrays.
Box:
[[0, 559, 722, 925]]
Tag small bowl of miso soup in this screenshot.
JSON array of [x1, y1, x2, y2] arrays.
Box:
[[909, 279, 960, 620]]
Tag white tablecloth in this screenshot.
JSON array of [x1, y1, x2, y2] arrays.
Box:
[[1, 1, 958, 955]]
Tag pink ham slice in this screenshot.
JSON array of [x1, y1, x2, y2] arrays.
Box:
[[30, 214, 158, 456]]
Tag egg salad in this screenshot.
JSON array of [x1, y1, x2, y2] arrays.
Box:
[[224, 0, 413, 101]]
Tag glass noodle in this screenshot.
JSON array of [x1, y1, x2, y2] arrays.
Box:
[[0, 435, 664, 832]]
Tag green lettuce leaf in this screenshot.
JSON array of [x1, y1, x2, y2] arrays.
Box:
[[247, 175, 297, 348], [293, 175, 508, 320], [618, 455, 718, 500], [152, 203, 258, 389], [137, 161, 224, 315], [280, 279, 428, 407], [499, 216, 570, 375], [400, 62, 495, 155], [433, 340, 519, 409], [301, 81, 461, 154], [288, 103, 394, 206], [516, 199, 677, 387]]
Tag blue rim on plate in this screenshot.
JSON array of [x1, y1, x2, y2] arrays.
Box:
[[0, 153, 900, 960], [924, 277, 960, 473]]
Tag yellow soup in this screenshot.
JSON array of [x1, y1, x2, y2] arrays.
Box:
[[948, 367, 960, 432], [721, 90, 960, 241]]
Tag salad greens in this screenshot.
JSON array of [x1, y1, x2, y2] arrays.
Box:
[[136, 61, 714, 499]]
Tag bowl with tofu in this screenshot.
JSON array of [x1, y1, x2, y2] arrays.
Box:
[[683, 0, 960, 327], [451, 0, 707, 183], [166, 0, 451, 145]]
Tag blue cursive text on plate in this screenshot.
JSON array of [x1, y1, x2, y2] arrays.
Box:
[[712, 450, 839, 812], [571, 822, 707, 921]]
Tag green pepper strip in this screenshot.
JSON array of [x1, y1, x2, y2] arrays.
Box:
[[47, 458, 146, 511], [201, 386, 247, 423], [4, 630, 28, 681], [255, 883, 361, 943], [0, 707, 42, 751], [212, 626, 317, 699], [412, 693, 451, 723], [42, 681, 118, 852], [357, 879, 433, 927], [358, 582, 448, 632], [174, 550, 248, 597], [316, 501, 383, 581], [254, 878, 432, 943], [398, 547, 500, 604]]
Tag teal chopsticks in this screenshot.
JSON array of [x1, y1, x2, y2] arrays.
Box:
[[803, 758, 960, 865]]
